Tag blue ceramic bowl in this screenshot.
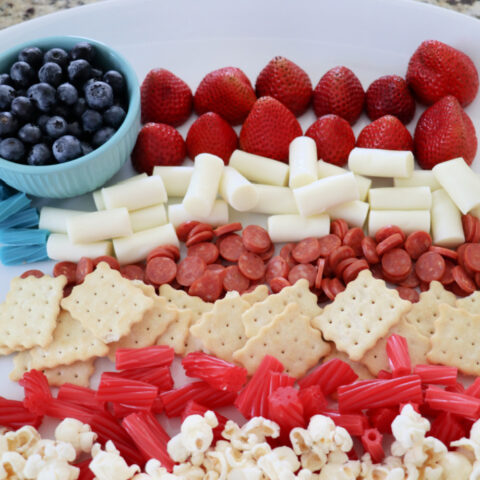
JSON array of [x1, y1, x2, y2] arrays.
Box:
[[0, 36, 140, 198]]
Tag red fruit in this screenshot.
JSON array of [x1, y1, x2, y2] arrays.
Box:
[[357, 115, 413, 151], [186, 112, 238, 164], [131, 123, 186, 175], [140, 68, 193, 126], [414, 95, 477, 169], [255, 56, 312, 116], [365, 75, 416, 124], [313, 66, 365, 125], [239, 96, 302, 162], [406, 40, 479, 107], [194, 67, 256, 125], [305, 114, 355, 167]]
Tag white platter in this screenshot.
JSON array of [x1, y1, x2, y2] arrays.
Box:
[[0, 0, 479, 432]]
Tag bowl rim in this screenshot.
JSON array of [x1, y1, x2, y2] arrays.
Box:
[[0, 35, 140, 174]]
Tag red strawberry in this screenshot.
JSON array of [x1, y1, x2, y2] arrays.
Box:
[[239, 96, 302, 162], [365, 75, 416, 124], [414, 95, 477, 169], [131, 123, 186, 175], [186, 112, 238, 164], [406, 40, 479, 107], [357, 115, 413, 151], [194, 67, 256, 125], [255, 56, 312, 116], [140, 69, 193, 126], [305, 114, 355, 167], [313, 66, 365, 125]]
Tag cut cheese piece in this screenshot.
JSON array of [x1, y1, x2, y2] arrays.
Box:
[[394, 170, 441, 191], [288, 136, 318, 188], [130, 204, 167, 232], [113, 223, 179, 265], [249, 185, 298, 215], [168, 200, 228, 228], [47, 233, 112, 262], [368, 186, 432, 210], [348, 148, 414, 178], [431, 189, 465, 247], [219, 166, 259, 212], [153, 166, 193, 198], [328, 200, 369, 228], [39, 207, 88, 234], [229, 149, 289, 186], [183, 153, 224, 217], [93, 190, 105, 210], [268, 214, 330, 243], [433, 157, 480, 214], [368, 210, 430, 236], [293, 172, 359, 217], [66, 208, 132, 244]]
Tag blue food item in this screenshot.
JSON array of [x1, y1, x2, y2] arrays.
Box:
[[0, 244, 48, 265], [0, 228, 49, 245]]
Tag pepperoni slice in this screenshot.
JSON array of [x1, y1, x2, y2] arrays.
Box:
[[53, 261, 76, 284], [188, 223, 214, 238], [473, 217, 480, 243], [464, 243, 480, 272], [20, 269, 44, 279], [76, 257, 94, 284], [187, 242, 219, 265], [288, 263, 317, 287], [328, 245, 355, 271], [462, 214, 476, 242], [176, 256, 207, 287], [186, 230, 214, 247], [93, 255, 120, 271], [361, 236, 379, 264], [270, 276, 291, 293], [120, 264, 144, 281], [330, 219, 348, 240], [330, 277, 346, 298], [292, 237, 321, 264], [396, 287, 420, 303], [321, 278, 335, 301], [145, 256, 177, 286], [266, 256, 290, 283], [280, 243, 297, 268], [223, 265, 250, 293], [176, 221, 200, 242], [188, 270, 224, 302], [206, 263, 227, 282], [371, 263, 384, 279], [318, 234, 342, 257], [238, 252, 266, 281], [415, 251, 445, 283], [335, 257, 357, 279], [398, 270, 420, 288], [375, 225, 405, 243], [213, 222, 242, 237], [452, 265, 476, 295], [475, 271, 480, 289], [147, 245, 180, 262], [259, 243, 275, 262], [63, 284, 74, 298], [404, 231, 432, 260], [381, 248, 412, 280], [242, 225, 272, 254], [218, 234, 247, 262], [440, 259, 455, 285], [376, 233, 404, 257], [428, 246, 458, 261], [342, 259, 369, 284], [343, 227, 364, 257], [315, 258, 325, 290]]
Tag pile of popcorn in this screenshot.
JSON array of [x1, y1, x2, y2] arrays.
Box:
[[2, 405, 480, 479]]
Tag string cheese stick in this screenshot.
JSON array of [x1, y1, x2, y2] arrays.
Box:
[[39, 207, 89, 234], [129, 204, 167, 232], [168, 200, 228, 228], [293, 172, 359, 217], [368, 210, 431, 236], [328, 200, 369, 228], [229, 149, 289, 186], [153, 166, 194, 198], [289, 136, 318, 188], [47, 233, 112, 262], [268, 214, 330, 243], [67, 208, 132, 244], [433, 157, 480, 214], [249, 185, 298, 215], [393, 170, 441, 190], [368, 186, 432, 210], [219, 166, 259, 211], [431, 189, 465, 247], [92, 174, 148, 211], [183, 153, 224, 217], [348, 148, 414, 178], [113, 224, 179, 265]]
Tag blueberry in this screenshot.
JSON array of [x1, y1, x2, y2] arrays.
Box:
[[0, 74, 13, 86], [37, 114, 50, 133], [103, 70, 125, 95], [27, 143, 52, 166], [57, 82, 78, 105], [0, 85, 15, 110], [92, 126, 115, 147], [103, 105, 126, 128], [67, 121, 82, 137], [52, 135, 82, 162], [81, 109, 103, 133], [10, 96, 35, 121], [90, 68, 103, 80], [27, 83, 56, 112], [18, 47, 43, 69], [38, 62, 63, 87], [0, 138, 25, 162], [0, 112, 18, 136], [72, 98, 86, 117], [10, 61, 35, 87], [70, 42, 95, 62], [43, 48, 69, 69], [18, 123, 42, 144], [52, 104, 71, 120], [84, 81, 113, 110], [45, 116, 68, 139], [80, 141, 93, 155], [67, 59, 92, 86]]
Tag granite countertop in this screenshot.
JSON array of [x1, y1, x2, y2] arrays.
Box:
[[0, 0, 480, 30]]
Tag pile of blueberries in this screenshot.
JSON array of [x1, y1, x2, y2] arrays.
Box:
[[0, 42, 127, 165]]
